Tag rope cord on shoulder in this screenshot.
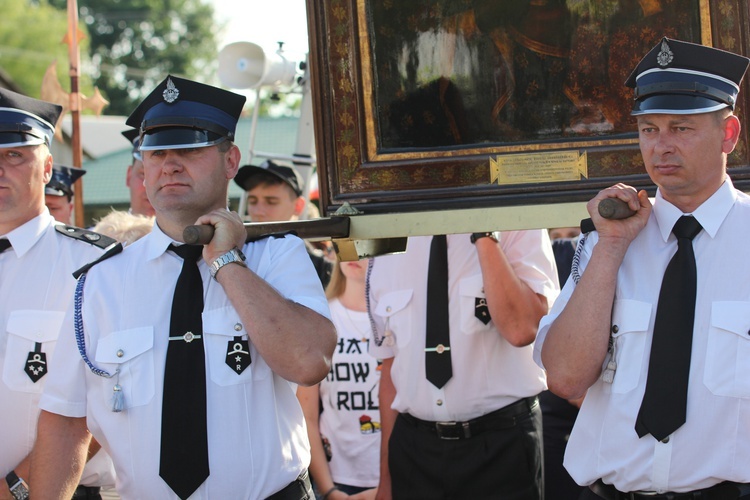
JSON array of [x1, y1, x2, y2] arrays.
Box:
[[75, 273, 116, 378], [570, 233, 587, 285]]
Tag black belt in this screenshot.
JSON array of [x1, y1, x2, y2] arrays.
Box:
[[399, 396, 538, 440], [71, 485, 101, 500], [266, 470, 313, 500], [590, 478, 750, 500]]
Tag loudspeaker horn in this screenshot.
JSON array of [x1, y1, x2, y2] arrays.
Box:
[[218, 41, 299, 89]]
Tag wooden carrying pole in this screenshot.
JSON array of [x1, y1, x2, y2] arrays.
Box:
[[66, 0, 84, 227]]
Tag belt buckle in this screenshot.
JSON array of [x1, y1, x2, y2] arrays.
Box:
[[434, 421, 470, 440]]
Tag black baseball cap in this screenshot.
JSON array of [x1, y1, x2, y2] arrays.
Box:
[[234, 159, 304, 196]]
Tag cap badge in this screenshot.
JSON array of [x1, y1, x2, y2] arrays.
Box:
[[657, 39, 674, 67], [162, 77, 180, 103]]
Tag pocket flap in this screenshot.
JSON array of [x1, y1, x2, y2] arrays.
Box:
[[611, 299, 652, 337], [6, 310, 65, 343], [203, 306, 244, 337], [96, 327, 154, 363], [373, 289, 413, 318], [458, 274, 485, 298], [712, 301, 750, 337]]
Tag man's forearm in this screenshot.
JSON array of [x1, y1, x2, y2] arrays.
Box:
[[29, 411, 90, 500]]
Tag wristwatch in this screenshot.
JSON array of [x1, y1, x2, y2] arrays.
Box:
[[470, 232, 499, 244], [5, 471, 29, 500], [209, 247, 247, 280]]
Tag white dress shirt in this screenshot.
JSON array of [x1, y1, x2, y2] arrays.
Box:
[[535, 178, 750, 493], [40, 223, 331, 499], [1, 212, 115, 486], [368, 231, 558, 422]]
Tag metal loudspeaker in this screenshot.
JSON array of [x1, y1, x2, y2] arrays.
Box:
[[218, 41, 299, 89]]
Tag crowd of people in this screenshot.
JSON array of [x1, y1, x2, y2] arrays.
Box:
[[2, 35, 750, 500]]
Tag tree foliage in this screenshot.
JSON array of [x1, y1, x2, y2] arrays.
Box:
[[46, 0, 222, 115], [0, 0, 94, 98]]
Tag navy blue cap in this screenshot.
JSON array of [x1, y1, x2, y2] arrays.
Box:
[[121, 128, 142, 161], [234, 159, 304, 196], [45, 164, 86, 199], [0, 88, 62, 147], [125, 75, 246, 151], [626, 37, 750, 116]]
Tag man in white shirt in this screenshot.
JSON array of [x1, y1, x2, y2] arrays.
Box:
[[368, 231, 558, 499], [537, 38, 750, 498], [0, 89, 116, 500], [30, 75, 337, 500]]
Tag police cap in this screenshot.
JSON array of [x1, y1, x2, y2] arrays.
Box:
[[0, 88, 62, 147], [121, 128, 142, 161], [125, 75, 246, 151], [45, 164, 86, 199], [626, 37, 750, 116]]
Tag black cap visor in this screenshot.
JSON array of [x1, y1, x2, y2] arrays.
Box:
[[632, 94, 731, 116], [139, 128, 227, 151]]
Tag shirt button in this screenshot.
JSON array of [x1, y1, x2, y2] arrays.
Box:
[[116, 349, 124, 358], [611, 325, 619, 334], [386, 306, 392, 313], [661, 436, 670, 444], [234, 323, 243, 331], [436, 399, 443, 406]]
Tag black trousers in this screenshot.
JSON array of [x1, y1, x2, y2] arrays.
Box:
[[389, 400, 544, 500]]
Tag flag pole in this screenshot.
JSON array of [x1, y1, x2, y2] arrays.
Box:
[[66, 0, 84, 227]]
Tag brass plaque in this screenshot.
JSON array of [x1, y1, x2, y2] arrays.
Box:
[[490, 151, 588, 185]]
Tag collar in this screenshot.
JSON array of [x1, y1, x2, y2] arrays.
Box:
[[0, 211, 55, 258], [653, 177, 736, 241], [143, 222, 182, 262]]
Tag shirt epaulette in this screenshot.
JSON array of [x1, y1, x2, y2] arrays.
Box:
[[580, 218, 596, 234], [55, 224, 118, 250], [73, 242, 124, 279], [246, 231, 294, 243]]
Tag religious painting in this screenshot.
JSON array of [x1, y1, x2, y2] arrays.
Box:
[[307, 0, 750, 217]]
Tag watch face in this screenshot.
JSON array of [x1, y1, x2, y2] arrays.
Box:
[[10, 483, 29, 500]]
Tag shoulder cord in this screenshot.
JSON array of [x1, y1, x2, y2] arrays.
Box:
[[365, 258, 385, 347], [570, 233, 587, 285], [74, 273, 117, 379]]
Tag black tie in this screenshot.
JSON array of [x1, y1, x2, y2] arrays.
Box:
[[425, 234, 452, 388], [160, 244, 210, 499], [635, 216, 702, 441], [0, 239, 11, 253]]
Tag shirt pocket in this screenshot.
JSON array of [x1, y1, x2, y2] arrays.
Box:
[[203, 306, 268, 385], [609, 299, 652, 394], [704, 301, 750, 398], [458, 274, 493, 335], [3, 310, 64, 393], [373, 289, 413, 347], [95, 327, 155, 409]]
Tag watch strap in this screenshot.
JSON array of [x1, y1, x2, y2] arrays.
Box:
[[209, 247, 247, 280], [470, 232, 497, 244], [5, 471, 28, 500]]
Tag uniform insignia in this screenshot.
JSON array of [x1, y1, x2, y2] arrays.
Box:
[[55, 224, 117, 250], [225, 336, 251, 374], [657, 39, 674, 67], [25, 342, 47, 383], [163, 77, 180, 103], [475, 297, 491, 325]]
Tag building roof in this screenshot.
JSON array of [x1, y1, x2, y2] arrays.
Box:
[[81, 115, 302, 206]]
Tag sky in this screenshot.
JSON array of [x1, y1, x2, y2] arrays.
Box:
[[210, 0, 310, 57]]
